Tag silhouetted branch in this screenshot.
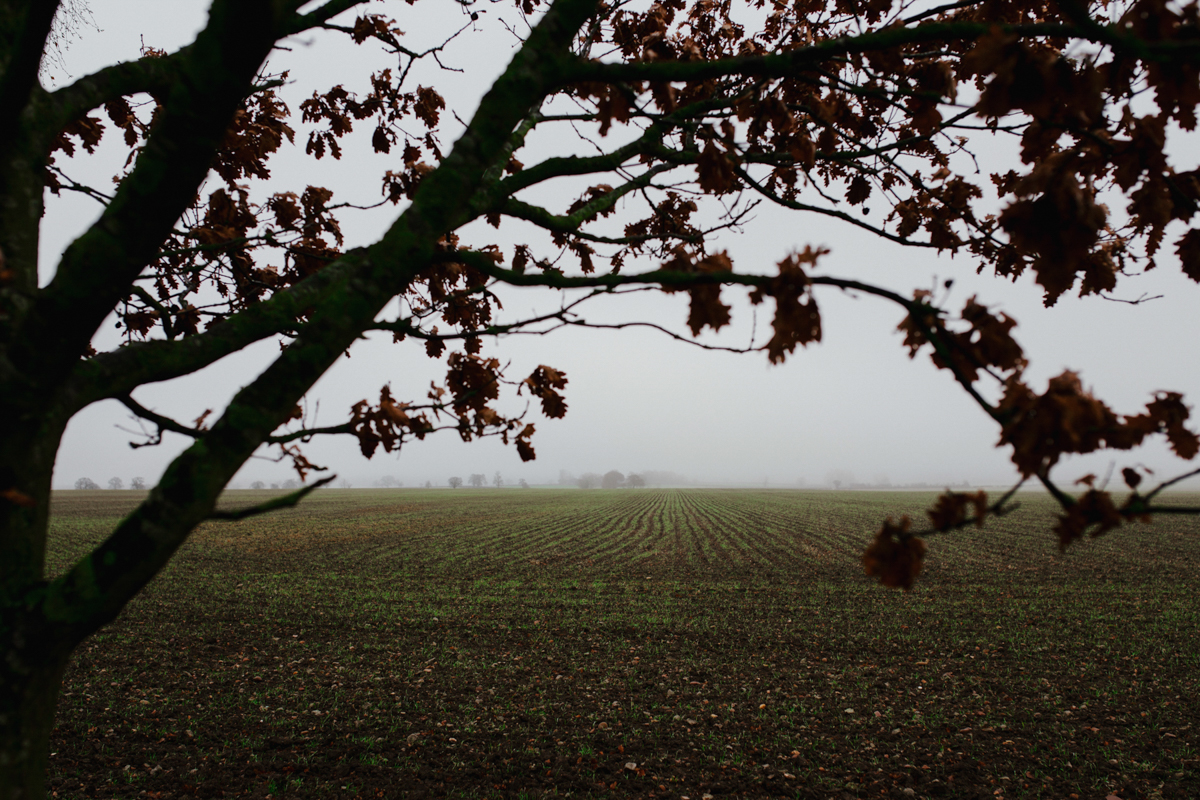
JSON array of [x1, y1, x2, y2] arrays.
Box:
[[208, 475, 337, 521]]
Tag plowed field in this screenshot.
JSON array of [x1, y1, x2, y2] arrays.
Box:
[[45, 489, 1200, 799]]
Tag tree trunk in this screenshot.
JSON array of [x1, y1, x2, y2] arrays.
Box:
[[0, 401, 76, 800], [0, 612, 69, 800]]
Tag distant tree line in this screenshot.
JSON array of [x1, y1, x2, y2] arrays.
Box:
[[559, 469, 688, 489], [73, 476, 147, 490], [574, 471, 647, 489], [447, 474, 531, 489]]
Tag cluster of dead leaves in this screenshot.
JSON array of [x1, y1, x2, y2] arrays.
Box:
[[570, 0, 1200, 310], [898, 292, 1024, 383], [998, 375, 1198, 477], [349, 385, 435, 459], [348, 359, 566, 464], [862, 516, 926, 591], [749, 248, 826, 364], [300, 69, 443, 162]]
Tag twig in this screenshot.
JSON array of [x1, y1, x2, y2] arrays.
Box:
[[208, 475, 337, 521]]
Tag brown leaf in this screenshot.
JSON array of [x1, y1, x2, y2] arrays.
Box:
[[927, 490, 988, 531], [1054, 490, 1121, 551], [1122, 467, 1142, 489], [522, 365, 569, 418], [862, 516, 926, 591], [1176, 228, 1200, 281], [696, 140, 738, 193]]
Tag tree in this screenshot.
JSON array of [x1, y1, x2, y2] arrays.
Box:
[[377, 475, 401, 488], [106, 477, 123, 490], [250, 480, 266, 490], [448, 476, 463, 489], [577, 473, 601, 490], [493, 471, 504, 488], [72, 478, 98, 491], [626, 473, 646, 489], [468, 473, 487, 488], [519, 479, 530, 489], [129, 476, 146, 490], [5, 0, 1200, 795], [602, 470, 625, 489]]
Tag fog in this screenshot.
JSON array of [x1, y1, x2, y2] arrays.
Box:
[[41, 0, 1200, 492]]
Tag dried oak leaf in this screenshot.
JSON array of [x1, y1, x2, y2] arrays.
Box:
[[349, 385, 431, 458], [1143, 391, 1200, 459], [515, 423, 537, 462], [446, 352, 501, 415], [1054, 489, 1121, 551], [1122, 467, 1142, 489], [998, 168, 1110, 305], [997, 371, 1120, 476], [927, 490, 988, 531], [862, 516, 926, 591], [662, 248, 734, 336], [696, 140, 738, 194], [750, 249, 825, 364], [1176, 228, 1200, 281], [522, 365, 569, 419]]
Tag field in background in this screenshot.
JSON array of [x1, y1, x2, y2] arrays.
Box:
[[45, 489, 1200, 799]]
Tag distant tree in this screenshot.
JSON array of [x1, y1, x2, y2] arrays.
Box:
[[377, 475, 401, 488], [577, 473, 600, 490], [601, 470, 625, 489], [270, 484, 280, 490], [250, 481, 266, 490], [519, 479, 530, 489], [129, 477, 146, 491], [282, 479, 300, 490], [448, 477, 463, 489], [338, 478, 352, 489], [493, 471, 504, 488], [73, 478, 99, 491], [106, 477, 123, 491], [468, 474, 486, 488], [424, 481, 432, 489], [557, 470, 576, 487], [626, 474, 646, 489], [826, 470, 856, 490]]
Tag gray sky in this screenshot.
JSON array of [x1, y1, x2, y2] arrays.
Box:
[[41, 0, 1200, 490]]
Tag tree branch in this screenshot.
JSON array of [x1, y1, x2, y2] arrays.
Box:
[[282, 0, 369, 36], [63, 254, 359, 410], [0, 0, 62, 154], [559, 19, 1198, 89], [207, 475, 337, 521], [39, 0, 603, 648], [118, 394, 205, 446], [45, 48, 186, 141], [18, 0, 286, 392]]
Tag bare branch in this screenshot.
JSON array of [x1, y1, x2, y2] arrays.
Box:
[[207, 475, 337, 521]]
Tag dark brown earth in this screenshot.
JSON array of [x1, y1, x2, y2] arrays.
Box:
[[43, 489, 1200, 799]]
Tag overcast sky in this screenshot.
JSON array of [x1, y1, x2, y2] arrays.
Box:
[[40, 0, 1200, 490]]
